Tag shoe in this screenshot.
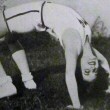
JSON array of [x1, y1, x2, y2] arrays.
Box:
[[65, 105, 84, 110], [24, 79, 37, 89]]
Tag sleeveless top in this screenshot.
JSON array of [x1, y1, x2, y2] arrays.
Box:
[[43, 2, 92, 47], [3, 1, 92, 48]]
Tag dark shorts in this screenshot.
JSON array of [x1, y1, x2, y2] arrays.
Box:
[[4, 32, 23, 53]]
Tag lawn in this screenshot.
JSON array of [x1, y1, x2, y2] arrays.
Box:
[[0, 31, 110, 110]]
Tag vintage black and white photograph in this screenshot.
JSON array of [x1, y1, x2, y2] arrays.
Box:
[[0, 0, 110, 110]]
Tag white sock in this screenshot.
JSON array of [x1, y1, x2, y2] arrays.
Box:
[[12, 50, 30, 75], [12, 50, 36, 89]]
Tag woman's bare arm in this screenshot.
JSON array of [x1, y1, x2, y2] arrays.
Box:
[[62, 28, 82, 109]]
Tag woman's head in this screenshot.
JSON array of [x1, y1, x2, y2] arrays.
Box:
[[81, 36, 99, 82], [81, 55, 99, 82]]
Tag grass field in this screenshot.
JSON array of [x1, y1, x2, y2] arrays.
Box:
[[0, 31, 110, 110]]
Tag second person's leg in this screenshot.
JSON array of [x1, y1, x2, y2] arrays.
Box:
[[8, 33, 36, 89]]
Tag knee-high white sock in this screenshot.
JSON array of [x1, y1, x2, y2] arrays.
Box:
[[0, 62, 17, 98], [12, 50, 30, 75], [0, 62, 7, 77], [0, 61, 11, 82], [12, 50, 36, 89], [0, 62, 12, 86]]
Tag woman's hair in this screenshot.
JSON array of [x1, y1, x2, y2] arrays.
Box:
[[77, 53, 108, 94]]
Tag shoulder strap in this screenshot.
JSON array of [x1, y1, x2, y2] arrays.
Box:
[[2, 6, 11, 33], [40, 1, 50, 30]]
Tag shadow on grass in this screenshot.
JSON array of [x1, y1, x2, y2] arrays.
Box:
[[0, 64, 110, 110]]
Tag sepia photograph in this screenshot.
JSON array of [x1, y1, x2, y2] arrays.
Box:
[[0, 0, 110, 110]]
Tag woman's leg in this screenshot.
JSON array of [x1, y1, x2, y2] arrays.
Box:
[[8, 33, 36, 89], [0, 61, 17, 98], [0, 40, 17, 98], [12, 48, 37, 89]]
